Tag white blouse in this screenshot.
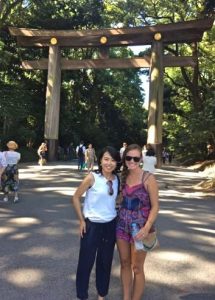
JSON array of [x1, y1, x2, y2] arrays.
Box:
[[83, 172, 118, 223], [3, 151, 21, 165]]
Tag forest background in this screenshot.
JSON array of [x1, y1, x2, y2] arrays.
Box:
[[0, 0, 214, 164]]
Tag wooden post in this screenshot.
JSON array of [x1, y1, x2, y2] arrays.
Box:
[[147, 40, 164, 167], [44, 45, 61, 161]]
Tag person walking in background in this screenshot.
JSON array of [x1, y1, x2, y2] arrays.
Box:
[[76, 141, 86, 171], [162, 148, 167, 164], [85, 143, 96, 173], [120, 142, 127, 159], [142, 144, 147, 158], [142, 144, 157, 174], [37, 142, 48, 166], [116, 144, 159, 300], [168, 151, 173, 164], [1, 141, 21, 203], [72, 146, 119, 300]]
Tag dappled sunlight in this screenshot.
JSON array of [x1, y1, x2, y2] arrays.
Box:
[[0, 163, 212, 299], [156, 168, 200, 176], [159, 189, 204, 199], [70, 227, 79, 235], [0, 207, 14, 214], [162, 230, 186, 238], [34, 187, 77, 196], [22, 164, 78, 170], [9, 232, 31, 240], [180, 219, 209, 225], [34, 187, 77, 195], [146, 250, 215, 286], [159, 197, 182, 202], [179, 207, 195, 211], [55, 203, 71, 208], [197, 245, 215, 253], [159, 189, 181, 196], [159, 209, 175, 214], [8, 217, 41, 227], [20, 173, 81, 183], [70, 219, 80, 225], [0, 226, 17, 235], [3, 268, 44, 288], [111, 265, 120, 277], [172, 212, 191, 218], [189, 227, 215, 235], [23, 246, 57, 257], [37, 226, 65, 236], [154, 250, 210, 263], [70, 273, 76, 281], [44, 209, 59, 213], [190, 234, 215, 244]]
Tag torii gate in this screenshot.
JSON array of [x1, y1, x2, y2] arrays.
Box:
[[9, 18, 213, 164]]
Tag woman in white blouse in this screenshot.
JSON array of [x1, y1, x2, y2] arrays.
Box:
[[1, 141, 21, 203], [142, 145, 157, 174]]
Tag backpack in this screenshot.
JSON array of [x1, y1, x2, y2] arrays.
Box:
[[78, 146, 84, 157]]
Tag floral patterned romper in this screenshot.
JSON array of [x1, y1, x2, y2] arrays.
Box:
[[116, 172, 153, 243]]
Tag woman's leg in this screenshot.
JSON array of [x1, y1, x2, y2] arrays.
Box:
[[14, 191, 19, 202], [131, 246, 147, 300], [96, 219, 116, 298], [90, 159, 94, 171], [1, 167, 9, 202], [13, 167, 19, 203], [117, 238, 133, 300]]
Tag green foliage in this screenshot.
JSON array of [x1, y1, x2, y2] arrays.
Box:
[[0, 0, 214, 162], [19, 146, 38, 162]]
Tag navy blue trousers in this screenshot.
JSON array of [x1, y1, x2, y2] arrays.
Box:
[[76, 218, 116, 299], [78, 156, 85, 170]]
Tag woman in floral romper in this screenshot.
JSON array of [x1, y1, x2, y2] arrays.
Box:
[[116, 144, 159, 300]]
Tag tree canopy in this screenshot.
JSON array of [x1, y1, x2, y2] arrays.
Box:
[[0, 0, 214, 162]]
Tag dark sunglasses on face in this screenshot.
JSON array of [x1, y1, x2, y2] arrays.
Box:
[[107, 180, 114, 195], [125, 155, 141, 162]]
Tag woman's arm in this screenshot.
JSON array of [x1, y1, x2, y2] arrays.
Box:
[[0, 154, 6, 176], [71, 173, 94, 237], [145, 174, 159, 229], [136, 174, 159, 239]]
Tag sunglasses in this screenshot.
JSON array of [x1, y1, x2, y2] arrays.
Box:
[[106, 180, 114, 195], [125, 156, 141, 162]]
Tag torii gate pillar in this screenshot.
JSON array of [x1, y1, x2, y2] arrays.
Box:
[[147, 40, 164, 167], [44, 45, 61, 161]]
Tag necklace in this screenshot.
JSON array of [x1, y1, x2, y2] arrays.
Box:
[[103, 173, 114, 181], [104, 176, 113, 181]]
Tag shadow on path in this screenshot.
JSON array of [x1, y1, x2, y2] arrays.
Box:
[[0, 162, 214, 300]]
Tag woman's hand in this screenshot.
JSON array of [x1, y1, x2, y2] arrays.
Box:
[[79, 219, 86, 238], [135, 226, 149, 241]]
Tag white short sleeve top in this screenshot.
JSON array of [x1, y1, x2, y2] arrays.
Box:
[[142, 156, 157, 173], [3, 151, 21, 165]]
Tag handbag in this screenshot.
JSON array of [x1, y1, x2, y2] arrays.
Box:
[[142, 230, 159, 252]]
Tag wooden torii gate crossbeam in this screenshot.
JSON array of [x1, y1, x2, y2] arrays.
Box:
[[9, 18, 214, 164]]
